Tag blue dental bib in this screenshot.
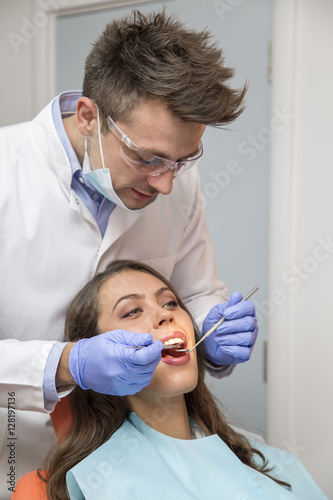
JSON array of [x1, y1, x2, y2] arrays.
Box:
[[66, 413, 327, 500]]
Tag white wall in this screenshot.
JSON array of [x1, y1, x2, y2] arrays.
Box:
[[268, 0, 333, 497]]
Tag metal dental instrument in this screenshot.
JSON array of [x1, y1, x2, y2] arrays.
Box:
[[176, 286, 259, 353]]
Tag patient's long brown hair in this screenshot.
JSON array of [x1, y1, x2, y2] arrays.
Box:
[[44, 260, 290, 499]]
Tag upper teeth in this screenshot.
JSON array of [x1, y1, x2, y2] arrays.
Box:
[[163, 338, 184, 346]]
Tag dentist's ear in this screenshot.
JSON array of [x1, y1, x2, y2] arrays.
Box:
[[76, 97, 98, 136]]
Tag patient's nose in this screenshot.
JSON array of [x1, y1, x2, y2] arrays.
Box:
[[154, 309, 174, 329]]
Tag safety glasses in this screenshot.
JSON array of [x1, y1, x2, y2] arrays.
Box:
[[105, 114, 203, 177]]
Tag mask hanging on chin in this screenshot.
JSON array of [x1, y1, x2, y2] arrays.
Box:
[[82, 142, 132, 211], [82, 107, 138, 212]]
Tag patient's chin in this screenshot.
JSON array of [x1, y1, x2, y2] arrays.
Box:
[[141, 365, 199, 400]]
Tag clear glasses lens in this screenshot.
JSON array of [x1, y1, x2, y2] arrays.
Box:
[[107, 114, 202, 177], [120, 146, 164, 173], [120, 145, 199, 177]]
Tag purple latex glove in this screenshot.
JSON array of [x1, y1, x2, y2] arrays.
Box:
[[69, 330, 163, 396], [202, 292, 258, 366]]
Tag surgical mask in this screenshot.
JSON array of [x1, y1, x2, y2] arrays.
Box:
[[82, 108, 135, 211]]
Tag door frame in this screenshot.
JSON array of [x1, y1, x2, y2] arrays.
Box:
[[267, 0, 297, 445]]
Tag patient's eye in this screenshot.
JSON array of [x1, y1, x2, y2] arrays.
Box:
[[163, 299, 179, 308], [122, 307, 143, 318]]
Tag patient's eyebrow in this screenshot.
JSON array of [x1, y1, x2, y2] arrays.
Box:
[[112, 288, 171, 312], [155, 287, 170, 297], [112, 293, 144, 312]]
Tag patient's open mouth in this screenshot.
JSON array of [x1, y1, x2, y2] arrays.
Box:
[[161, 332, 187, 358]]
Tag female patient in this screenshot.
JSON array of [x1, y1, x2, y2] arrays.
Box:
[[31, 260, 327, 499]]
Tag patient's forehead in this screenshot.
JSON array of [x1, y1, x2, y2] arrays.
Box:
[[99, 270, 168, 305]]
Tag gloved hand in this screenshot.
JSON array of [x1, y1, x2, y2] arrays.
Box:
[[68, 330, 163, 396], [202, 292, 258, 366]]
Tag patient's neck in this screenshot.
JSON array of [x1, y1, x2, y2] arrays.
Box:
[[127, 394, 192, 440]]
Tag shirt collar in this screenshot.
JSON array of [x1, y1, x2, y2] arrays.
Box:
[[51, 90, 83, 176]]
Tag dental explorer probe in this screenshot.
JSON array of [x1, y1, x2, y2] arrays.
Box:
[[125, 344, 181, 350], [176, 286, 259, 353]]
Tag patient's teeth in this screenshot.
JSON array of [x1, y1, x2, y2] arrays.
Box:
[[163, 337, 184, 346]]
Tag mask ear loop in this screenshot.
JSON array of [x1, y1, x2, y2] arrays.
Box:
[[95, 104, 106, 170]]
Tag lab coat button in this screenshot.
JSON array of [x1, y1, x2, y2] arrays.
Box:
[[75, 199, 80, 205]]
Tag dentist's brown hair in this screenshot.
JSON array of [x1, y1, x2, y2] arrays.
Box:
[[83, 9, 247, 132]]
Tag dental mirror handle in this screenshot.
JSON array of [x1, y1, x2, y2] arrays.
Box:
[[125, 344, 177, 350], [183, 286, 259, 353]]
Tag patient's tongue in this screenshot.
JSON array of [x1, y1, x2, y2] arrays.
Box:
[[163, 347, 184, 358]]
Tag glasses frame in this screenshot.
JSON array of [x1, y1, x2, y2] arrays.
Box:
[[104, 113, 203, 177]]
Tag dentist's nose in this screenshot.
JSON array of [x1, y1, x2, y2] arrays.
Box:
[[147, 169, 174, 195]]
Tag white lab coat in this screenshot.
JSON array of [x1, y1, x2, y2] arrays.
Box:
[[0, 99, 226, 498]]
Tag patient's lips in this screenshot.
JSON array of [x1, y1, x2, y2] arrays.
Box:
[[162, 337, 184, 355], [160, 331, 190, 365]]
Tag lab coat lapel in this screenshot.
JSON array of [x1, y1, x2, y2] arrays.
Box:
[[99, 205, 144, 255]]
